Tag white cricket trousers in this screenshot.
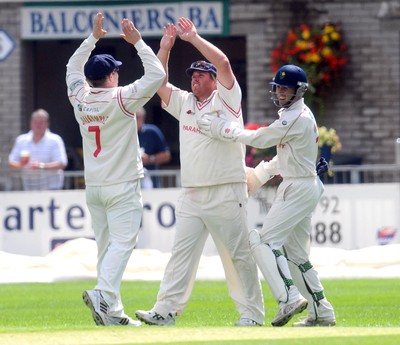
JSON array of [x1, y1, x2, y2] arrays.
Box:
[[260, 177, 335, 318], [260, 177, 323, 253], [154, 183, 265, 325], [265, 177, 335, 320], [86, 180, 143, 317]]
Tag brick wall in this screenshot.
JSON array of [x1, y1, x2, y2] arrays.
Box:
[[0, 3, 22, 176], [231, 0, 400, 164]]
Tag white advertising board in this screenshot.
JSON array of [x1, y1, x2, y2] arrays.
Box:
[[1, 183, 399, 256], [246, 183, 400, 250]]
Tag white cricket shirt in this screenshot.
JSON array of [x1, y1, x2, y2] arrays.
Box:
[[163, 80, 247, 187], [66, 34, 165, 186]]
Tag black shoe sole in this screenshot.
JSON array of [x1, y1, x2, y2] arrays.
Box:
[[82, 291, 105, 326]]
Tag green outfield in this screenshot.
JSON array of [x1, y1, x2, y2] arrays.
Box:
[[0, 279, 399, 345]]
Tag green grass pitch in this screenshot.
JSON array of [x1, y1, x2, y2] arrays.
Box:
[[0, 279, 399, 344]]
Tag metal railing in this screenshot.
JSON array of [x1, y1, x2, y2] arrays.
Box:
[[0, 169, 182, 191], [319, 164, 400, 184], [62, 169, 182, 189], [1, 164, 399, 191]]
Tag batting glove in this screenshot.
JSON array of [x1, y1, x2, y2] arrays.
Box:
[[316, 157, 329, 176], [197, 113, 239, 141]]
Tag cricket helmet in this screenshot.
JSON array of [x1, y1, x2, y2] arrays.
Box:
[[270, 65, 308, 107]]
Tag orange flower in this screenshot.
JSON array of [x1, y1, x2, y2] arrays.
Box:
[[271, 22, 347, 97]]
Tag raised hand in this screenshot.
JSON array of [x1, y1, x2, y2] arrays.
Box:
[[92, 12, 107, 40], [120, 18, 141, 45], [160, 23, 177, 51], [177, 17, 197, 42]]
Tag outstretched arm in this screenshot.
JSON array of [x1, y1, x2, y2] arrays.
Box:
[[66, 12, 106, 96], [119, 18, 165, 108], [157, 23, 177, 105], [177, 17, 235, 89]]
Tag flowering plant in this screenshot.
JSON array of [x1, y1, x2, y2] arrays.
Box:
[[271, 22, 347, 95], [271, 22, 347, 119], [244, 123, 282, 187], [318, 126, 342, 153]]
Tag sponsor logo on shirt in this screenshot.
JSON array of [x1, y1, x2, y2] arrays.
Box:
[[182, 124, 201, 133], [69, 79, 84, 92]]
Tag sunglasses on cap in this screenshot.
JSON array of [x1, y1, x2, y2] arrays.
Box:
[[191, 61, 210, 68], [186, 60, 217, 77]]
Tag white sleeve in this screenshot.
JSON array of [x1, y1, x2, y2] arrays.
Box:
[[65, 34, 96, 107], [254, 156, 279, 184], [66, 34, 97, 89], [216, 79, 242, 119], [118, 39, 166, 111], [53, 135, 68, 167], [246, 157, 279, 197]]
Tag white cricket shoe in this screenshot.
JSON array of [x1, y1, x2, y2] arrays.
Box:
[[271, 297, 308, 327], [83, 290, 141, 326], [135, 309, 176, 326], [234, 318, 262, 326], [82, 290, 109, 326], [106, 315, 141, 327], [293, 317, 336, 327]]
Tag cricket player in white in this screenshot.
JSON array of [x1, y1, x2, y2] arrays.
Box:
[[66, 13, 165, 326], [198, 65, 336, 327], [135, 19, 265, 326]]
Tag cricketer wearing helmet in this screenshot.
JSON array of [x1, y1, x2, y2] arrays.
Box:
[[197, 64, 336, 327]]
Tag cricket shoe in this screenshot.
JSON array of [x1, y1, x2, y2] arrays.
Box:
[[271, 297, 308, 327], [82, 290, 109, 326], [105, 315, 141, 327], [234, 318, 262, 326], [135, 309, 175, 326], [293, 317, 336, 327]]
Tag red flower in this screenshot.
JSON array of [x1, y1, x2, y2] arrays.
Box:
[[271, 22, 347, 96]]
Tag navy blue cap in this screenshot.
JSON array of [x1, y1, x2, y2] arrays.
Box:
[[84, 54, 122, 81], [186, 60, 217, 77]]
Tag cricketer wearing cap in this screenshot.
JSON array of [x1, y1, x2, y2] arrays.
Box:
[[135, 19, 264, 327], [66, 13, 165, 326]]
